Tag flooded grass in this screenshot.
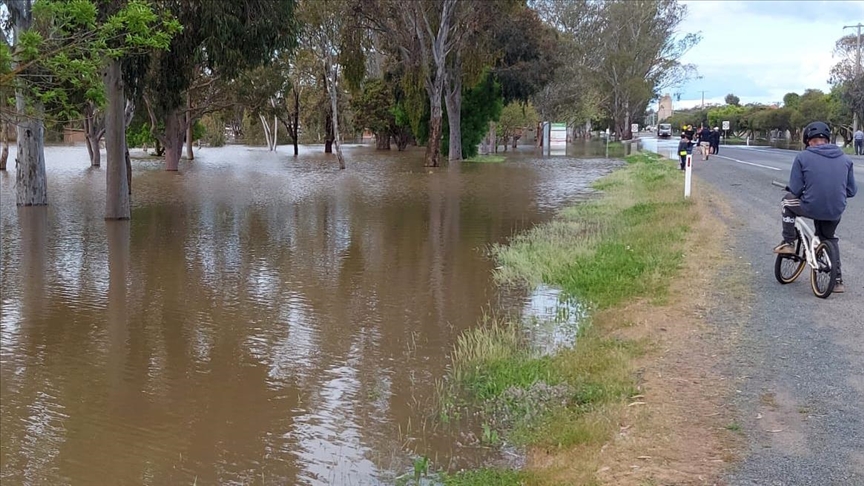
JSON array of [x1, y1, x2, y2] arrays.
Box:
[[465, 155, 507, 163], [437, 151, 696, 483]]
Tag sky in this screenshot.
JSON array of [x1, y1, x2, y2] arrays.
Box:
[[670, 0, 864, 110]]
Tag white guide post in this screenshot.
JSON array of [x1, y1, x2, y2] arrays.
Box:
[[684, 153, 693, 198]]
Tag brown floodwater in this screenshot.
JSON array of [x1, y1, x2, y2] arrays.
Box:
[[1, 144, 618, 485]]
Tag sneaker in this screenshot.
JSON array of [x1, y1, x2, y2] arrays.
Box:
[[834, 280, 845, 293], [773, 241, 795, 254]]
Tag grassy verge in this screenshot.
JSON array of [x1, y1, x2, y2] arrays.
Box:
[[465, 155, 506, 163], [433, 151, 698, 484]]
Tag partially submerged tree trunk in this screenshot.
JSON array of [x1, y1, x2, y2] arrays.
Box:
[[104, 58, 130, 220], [84, 101, 105, 167], [0, 120, 9, 171], [323, 53, 345, 170], [185, 92, 194, 160], [12, 1, 48, 206], [324, 110, 334, 153], [376, 133, 391, 150], [445, 54, 463, 162], [291, 87, 300, 156], [163, 111, 185, 171]]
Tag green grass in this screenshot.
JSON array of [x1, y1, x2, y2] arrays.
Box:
[[435, 151, 695, 481], [465, 155, 506, 163], [441, 469, 526, 486], [494, 151, 693, 308]]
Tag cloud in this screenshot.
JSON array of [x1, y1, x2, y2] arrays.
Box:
[[669, 0, 853, 109]]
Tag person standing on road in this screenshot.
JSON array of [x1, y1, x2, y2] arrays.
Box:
[[855, 128, 863, 155], [711, 126, 721, 155], [698, 125, 712, 161], [774, 121, 857, 293]]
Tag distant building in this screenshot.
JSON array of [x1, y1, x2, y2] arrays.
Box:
[[658, 94, 673, 122]]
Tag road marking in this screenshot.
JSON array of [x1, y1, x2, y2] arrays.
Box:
[[714, 155, 782, 171]]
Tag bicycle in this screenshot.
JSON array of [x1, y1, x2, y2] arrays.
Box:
[[771, 181, 838, 298]]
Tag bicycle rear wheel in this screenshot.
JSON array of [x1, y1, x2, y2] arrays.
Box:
[[810, 241, 838, 298], [774, 238, 806, 284]]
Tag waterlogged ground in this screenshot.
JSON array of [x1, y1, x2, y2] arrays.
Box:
[[0, 143, 619, 485]]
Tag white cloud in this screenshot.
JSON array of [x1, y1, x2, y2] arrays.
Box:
[[666, 0, 860, 110]]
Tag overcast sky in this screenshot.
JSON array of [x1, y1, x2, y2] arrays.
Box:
[[671, 0, 864, 110]]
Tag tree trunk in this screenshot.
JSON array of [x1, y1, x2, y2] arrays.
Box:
[[1, 121, 9, 171], [535, 121, 543, 148], [185, 92, 194, 160], [125, 147, 132, 195], [84, 102, 104, 167], [324, 110, 334, 153], [104, 59, 130, 220], [15, 102, 48, 206], [376, 133, 391, 150], [12, 3, 48, 206], [260, 113, 273, 150], [163, 111, 185, 171], [324, 59, 345, 170], [272, 113, 278, 151], [445, 56, 463, 162], [489, 122, 497, 154], [292, 87, 300, 156]]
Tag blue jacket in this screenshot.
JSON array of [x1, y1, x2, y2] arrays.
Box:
[[788, 144, 857, 221]]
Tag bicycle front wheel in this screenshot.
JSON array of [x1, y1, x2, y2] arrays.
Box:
[[774, 238, 805, 284], [810, 241, 838, 298]]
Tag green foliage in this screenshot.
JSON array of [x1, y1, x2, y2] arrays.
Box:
[[6, 0, 178, 123], [200, 114, 226, 147], [126, 119, 156, 148], [497, 101, 538, 144], [440, 469, 525, 486], [145, 0, 299, 119], [443, 71, 503, 158], [724, 93, 740, 106], [351, 78, 394, 136]]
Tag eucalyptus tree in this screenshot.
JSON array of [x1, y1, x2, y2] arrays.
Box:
[[140, 0, 299, 171], [2, 0, 176, 209], [297, 0, 361, 169]]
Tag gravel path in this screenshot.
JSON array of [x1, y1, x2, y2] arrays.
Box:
[[648, 140, 864, 485]]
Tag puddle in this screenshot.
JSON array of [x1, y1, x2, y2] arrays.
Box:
[[521, 285, 589, 355]]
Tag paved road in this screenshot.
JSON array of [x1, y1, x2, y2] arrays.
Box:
[[645, 139, 864, 485]]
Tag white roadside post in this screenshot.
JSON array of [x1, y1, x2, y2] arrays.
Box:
[[684, 153, 693, 198], [722, 120, 730, 146], [605, 128, 610, 157]]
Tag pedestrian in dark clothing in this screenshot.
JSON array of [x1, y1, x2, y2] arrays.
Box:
[[711, 127, 721, 155], [854, 129, 863, 155], [678, 134, 691, 170]]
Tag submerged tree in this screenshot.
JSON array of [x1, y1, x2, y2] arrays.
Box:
[[2, 0, 176, 208], [141, 0, 299, 171]]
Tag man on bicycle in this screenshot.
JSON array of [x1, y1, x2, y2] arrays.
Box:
[[773, 121, 857, 293]]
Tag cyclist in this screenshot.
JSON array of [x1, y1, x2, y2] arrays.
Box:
[[773, 121, 857, 293]]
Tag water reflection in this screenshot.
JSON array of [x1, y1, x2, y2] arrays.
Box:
[[1, 145, 619, 484]]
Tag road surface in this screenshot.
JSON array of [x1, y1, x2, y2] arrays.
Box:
[[645, 139, 864, 485]]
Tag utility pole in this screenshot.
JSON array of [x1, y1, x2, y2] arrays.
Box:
[[843, 23, 863, 132], [699, 90, 708, 109]]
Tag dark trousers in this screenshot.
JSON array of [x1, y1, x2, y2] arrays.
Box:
[[711, 142, 719, 155], [679, 155, 686, 169], [856, 139, 863, 155], [782, 193, 842, 278]]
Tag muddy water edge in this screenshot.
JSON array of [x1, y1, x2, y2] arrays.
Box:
[[0, 144, 620, 485]]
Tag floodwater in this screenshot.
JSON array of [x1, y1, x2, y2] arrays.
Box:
[[1, 144, 619, 485]]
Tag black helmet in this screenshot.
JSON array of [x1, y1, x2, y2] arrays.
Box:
[[802, 121, 831, 145]]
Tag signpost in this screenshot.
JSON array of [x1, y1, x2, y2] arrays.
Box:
[[684, 154, 692, 198], [722, 120, 730, 145], [605, 128, 610, 158], [631, 123, 639, 136]]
